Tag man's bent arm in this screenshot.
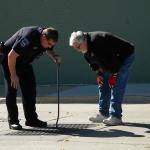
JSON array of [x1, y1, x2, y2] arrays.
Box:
[[8, 49, 19, 88]]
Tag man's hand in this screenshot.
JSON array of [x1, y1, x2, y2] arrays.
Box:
[[10, 74, 20, 89], [53, 55, 62, 64], [46, 50, 62, 64], [108, 73, 117, 88], [96, 75, 103, 87]]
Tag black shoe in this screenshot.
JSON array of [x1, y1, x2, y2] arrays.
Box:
[[9, 123, 22, 130], [25, 119, 47, 127]]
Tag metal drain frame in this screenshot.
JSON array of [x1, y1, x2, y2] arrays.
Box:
[[4, 124, 99, 136]]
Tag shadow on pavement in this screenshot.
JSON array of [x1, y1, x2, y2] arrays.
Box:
[[124, 122, 150, 129], [124, 122, 150, 134], [5, 123, 144, 138], [58, 128, 144, 138]]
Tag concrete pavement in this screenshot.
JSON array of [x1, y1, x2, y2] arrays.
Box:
[[0, 103, 150, 150]]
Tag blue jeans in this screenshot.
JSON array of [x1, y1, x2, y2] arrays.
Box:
[[98, 54, 135, 118]]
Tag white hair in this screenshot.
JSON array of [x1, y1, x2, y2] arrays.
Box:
[[69, 31, 85, 46]]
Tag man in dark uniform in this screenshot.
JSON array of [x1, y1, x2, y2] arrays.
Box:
[[69, 31, 134, 125], [0, 26, 62, 130]]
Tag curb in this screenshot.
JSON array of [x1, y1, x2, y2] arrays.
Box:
[[0, 95, 150, 104]]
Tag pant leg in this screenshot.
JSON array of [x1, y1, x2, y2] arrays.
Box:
[[1, 59, 19, 124], [110, 54, 135, 118], [99, 72, 111, 116], [17, 64, 38, 121]]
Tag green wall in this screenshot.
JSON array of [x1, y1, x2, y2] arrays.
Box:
[[0, 0, 150, 84]]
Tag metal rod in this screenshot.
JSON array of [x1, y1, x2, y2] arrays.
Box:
[[56, 63, 60, 128]]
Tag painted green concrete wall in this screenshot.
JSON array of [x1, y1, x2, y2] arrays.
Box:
[[0, 0, 150, 84]]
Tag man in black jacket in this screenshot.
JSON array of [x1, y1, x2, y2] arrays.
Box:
[[69, 31, 134, 125], [0, 26, 62, 130]]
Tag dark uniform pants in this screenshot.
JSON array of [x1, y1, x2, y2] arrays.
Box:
[[2, 59, 38, 124]]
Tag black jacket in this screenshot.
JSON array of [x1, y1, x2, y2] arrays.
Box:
[[84, 31, 134, 73]]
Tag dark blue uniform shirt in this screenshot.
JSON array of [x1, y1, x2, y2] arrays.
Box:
[[4, 26, 54, 64]]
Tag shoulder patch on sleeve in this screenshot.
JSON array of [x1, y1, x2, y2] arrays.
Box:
[[20, 38, 29, 48]]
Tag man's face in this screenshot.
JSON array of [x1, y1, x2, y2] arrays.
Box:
[[72, 41, 87, 54], [41, 35, 56, 49]]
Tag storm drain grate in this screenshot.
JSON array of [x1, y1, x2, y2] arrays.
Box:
[[5, 124, 99, 136], [5, 128, 60, 136], [49, 123, 97, 129]]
